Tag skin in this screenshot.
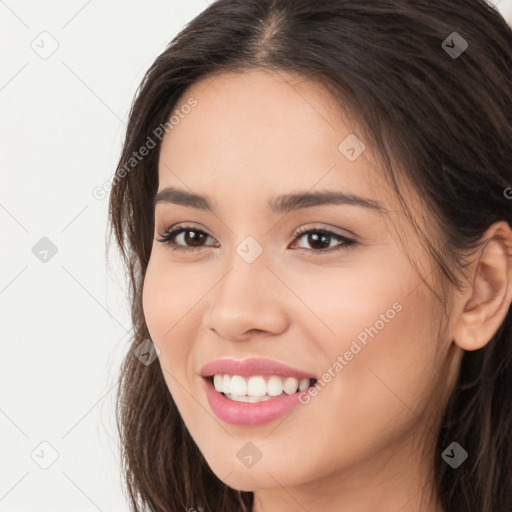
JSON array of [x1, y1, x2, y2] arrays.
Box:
[[142, 69, 512, 512]]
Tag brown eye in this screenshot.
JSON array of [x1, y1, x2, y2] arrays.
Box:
[[156, 224, 357, 255], [182, 229, 207, 247], [304, 232, 331, 250], [157, 225, 218, 251], [291, 227, 357, 254]]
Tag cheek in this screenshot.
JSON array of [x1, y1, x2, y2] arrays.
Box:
[[331, 295, 438, 407], [142, 255, 203, 338], [308, 285, 440, 459], [142, 261, 170, 345], [284, 256, 440, 439], [282, 252, 416, 358], [141, 258, 197, 378]]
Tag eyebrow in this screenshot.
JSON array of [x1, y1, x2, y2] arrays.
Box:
[[153, 186, 386, 214]]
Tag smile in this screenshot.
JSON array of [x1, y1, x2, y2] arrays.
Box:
[[200, 357, 318, 425], [211, 374, 315, 402], [201, 374, 318, 426]]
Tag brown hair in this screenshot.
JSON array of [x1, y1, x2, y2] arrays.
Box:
[[107, 1, 512, 510]]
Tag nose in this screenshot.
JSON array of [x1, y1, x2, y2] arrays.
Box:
[[202, 251, 290, 342]]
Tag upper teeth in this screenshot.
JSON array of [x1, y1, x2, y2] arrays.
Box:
[[213, 374, 311, 397]]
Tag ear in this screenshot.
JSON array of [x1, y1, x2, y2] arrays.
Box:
[[452, 221, 512, 351]]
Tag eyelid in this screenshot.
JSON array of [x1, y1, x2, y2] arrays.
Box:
[[293, 223, 356, 240], [290, 225, 357, 252], [156, 222, 358, 253], [156, 223, 217, 246]]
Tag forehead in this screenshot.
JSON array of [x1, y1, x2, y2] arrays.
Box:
[[157, 69, 390, 209]]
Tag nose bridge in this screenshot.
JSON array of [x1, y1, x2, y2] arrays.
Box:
[[213, 239, 270, 313], [203, 237, 288, 339]]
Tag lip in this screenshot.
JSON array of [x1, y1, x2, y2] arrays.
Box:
[[199, 357, 316, 426], [200, 357, 317, 380], [202, 376, 309, 426]]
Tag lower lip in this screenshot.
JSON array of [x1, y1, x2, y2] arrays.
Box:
[[202, 377, 304, 426]]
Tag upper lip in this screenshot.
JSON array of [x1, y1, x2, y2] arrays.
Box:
[[200, 357, 317, 380]]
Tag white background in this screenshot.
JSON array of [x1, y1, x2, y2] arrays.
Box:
[[0, 1, 209, 511], [1, 0, 511, 510]]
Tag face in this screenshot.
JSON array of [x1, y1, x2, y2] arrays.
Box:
[[142, 69, 459, 499]]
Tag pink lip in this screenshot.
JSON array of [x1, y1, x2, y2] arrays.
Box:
[[202, 377, 308, 426], [200, 357, 316, 380], [199, 357, 316, 426]]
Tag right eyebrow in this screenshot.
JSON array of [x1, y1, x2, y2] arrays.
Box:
[[153, 187, 211, 211]]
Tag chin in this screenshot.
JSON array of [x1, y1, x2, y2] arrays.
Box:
[[206, 459, 303, 491], [219, 471, 278, 491]]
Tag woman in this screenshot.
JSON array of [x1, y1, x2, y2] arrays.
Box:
[[108, 1, 512, 510]]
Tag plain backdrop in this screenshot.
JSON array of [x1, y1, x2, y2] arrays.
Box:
[[0, 0, 511, 510]]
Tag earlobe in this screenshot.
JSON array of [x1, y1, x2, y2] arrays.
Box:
[[452, 221, 512, 352]]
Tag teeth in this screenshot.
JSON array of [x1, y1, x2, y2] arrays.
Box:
[[211, 374, 312, 398], [298, 378, 309, 391], [222, 374, 231, 394], [283, 377, 299, 395], [230, 375, 247, 396], [267, 376, 283, 396], [213, 374, 224, 392], [225, 394, 272, 403], [247, 376, 266, 397]]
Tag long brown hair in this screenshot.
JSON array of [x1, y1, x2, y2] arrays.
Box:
[[107, 1, 512, 510]]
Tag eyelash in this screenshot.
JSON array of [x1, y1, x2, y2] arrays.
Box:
[[156, 223, 357, 255]]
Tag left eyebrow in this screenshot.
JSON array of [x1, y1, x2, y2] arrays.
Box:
[[268, 190, 387, 215], [152, 186, 387, 214]]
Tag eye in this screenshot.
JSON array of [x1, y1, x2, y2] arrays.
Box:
[[156, 224, 218, 252], [290, 225, 357, 254], [156, 224, 358, 254]]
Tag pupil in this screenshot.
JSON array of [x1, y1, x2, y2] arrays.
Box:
[[185, 230, 206, 246], [309, 232, 329, 249]]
